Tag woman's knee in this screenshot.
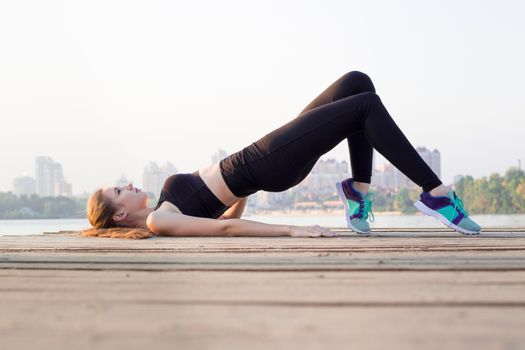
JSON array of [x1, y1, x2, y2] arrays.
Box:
[[341, 71, 376, 93], [353, 91, 383, 113], [358, 91, 381, 103]]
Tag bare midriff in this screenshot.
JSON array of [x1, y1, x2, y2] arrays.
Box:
[[198, 163, 242, 206]]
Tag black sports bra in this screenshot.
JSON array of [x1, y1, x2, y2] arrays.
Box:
[[154, 171, 229, 219]]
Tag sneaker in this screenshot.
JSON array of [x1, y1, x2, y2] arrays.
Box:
[[336, 178, 375, 234], [414, 190, 481, 235]]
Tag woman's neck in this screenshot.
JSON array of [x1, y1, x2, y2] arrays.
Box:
[[127, 207, 155, 230]]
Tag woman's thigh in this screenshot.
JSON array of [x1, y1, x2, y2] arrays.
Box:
[[245, 93, 371, 191]]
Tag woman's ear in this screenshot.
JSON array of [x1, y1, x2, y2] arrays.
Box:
[[113, 210, 128, 223]]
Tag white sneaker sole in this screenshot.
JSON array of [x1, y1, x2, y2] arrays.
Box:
[[336, 181, 370, 234], [414, 200, 480, 235]]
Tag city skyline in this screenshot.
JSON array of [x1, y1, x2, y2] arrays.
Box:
[[8, 147, 458, 197], [7, 148, 520, 196], [4, 144, 521, 195], [1, 1, 524, 194]]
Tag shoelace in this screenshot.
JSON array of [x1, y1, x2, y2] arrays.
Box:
[[362, 192, 375, 222], [450, 192, 468, 220]]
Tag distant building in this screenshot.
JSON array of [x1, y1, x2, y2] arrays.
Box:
[[12, 176, 36, 197], [416, 147, 441, 178], [250, 158, 350, 211], [35, 156, 72, 197], [293, 158, 349, 201], [251, 190, 294, 211], [142, 162, 178, 198], [372, 163, 410, 190], [211, 149, 228, 164], [372, 146, 441, 191]]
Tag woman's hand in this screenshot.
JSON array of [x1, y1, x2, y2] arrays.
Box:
[[289, 225, 337, 238]]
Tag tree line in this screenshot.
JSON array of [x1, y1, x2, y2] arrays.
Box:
[[374, 166, 525, 214], [0, 193, 86, 219]]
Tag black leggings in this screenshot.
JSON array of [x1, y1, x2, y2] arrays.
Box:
[[219, 71, 442, 197]]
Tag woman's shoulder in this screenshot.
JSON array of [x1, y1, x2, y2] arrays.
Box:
[[155, 200, 182, 214]]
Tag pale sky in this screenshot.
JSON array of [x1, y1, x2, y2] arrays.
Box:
[[1, 0, 524, 195]]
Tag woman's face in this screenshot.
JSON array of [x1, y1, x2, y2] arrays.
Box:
[[102, 183, 148, 214]]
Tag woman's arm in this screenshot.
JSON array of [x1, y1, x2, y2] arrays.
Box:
[[147, 211, 335, 237], [218, 197, 248, 220]]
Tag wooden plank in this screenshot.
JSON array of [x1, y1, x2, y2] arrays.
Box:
[[2, 270, 525, 350], [2, 252, 525, 271], [3, 230, 525, 255], [2, 229, 525, 350]]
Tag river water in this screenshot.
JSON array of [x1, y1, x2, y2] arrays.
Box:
[[1, 214, 524, 236]]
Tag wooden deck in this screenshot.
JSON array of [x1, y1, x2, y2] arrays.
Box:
[[2, 227, 525, 350]]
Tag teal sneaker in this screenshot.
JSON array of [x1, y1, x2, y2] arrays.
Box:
[[336, 178, 375, 234], [414, 190, 481, 235]]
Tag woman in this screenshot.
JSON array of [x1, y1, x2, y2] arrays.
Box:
[[84, 71, 481, 239]]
